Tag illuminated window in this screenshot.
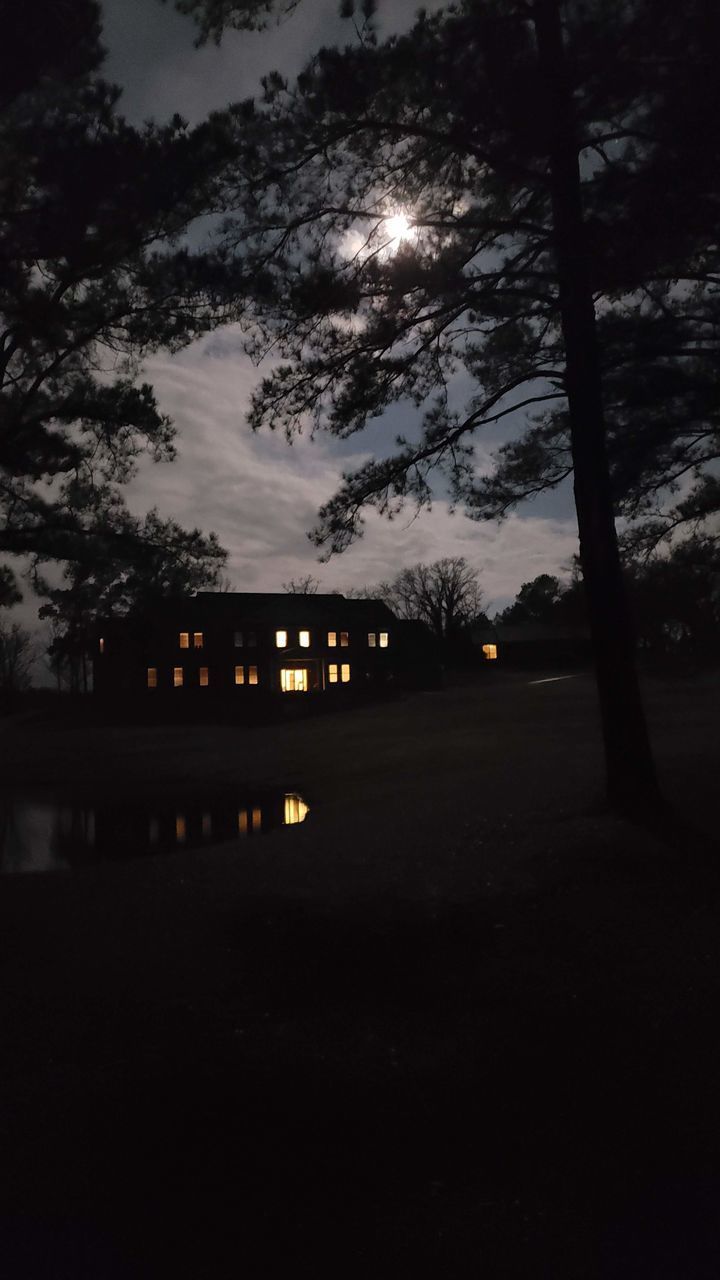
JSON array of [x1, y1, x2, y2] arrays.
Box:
[[368, 632, 376, 647], [173, 666, 184, 688], [340, 631, 349, 647], [299, 630, 310, 648], [248, 665, 258, 685], [179, 632, 189, 649], [284, 794, 309, 825], [328, 631, 337, 647], [341, 664, 351, 683], [234, 665, 244, 685], [234, 631, 243, 648], [147, 667, 157, 688], [199, 667, 209, 686], [99, 637, 105, 654], [193, 632, 203, 649], [328, 664, 338, 684], [379, 632, 389, 648], [482, 643, 498, 661], [176, 814, 186, 844], [237, 809, 248, 836], [275, 629, 287, 648], [251, 807, 262, 832], [281, 667, 309, 693]]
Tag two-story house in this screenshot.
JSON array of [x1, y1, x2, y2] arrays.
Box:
[[93, 592, 436, 706]]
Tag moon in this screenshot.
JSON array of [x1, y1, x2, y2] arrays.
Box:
[[384, 212, 414, 251]]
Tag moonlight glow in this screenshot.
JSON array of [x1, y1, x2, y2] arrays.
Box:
[[383, 211, 414, 252]]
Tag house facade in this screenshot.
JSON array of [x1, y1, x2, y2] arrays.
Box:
[[94, 592, 436, 706], [471, 620, 592, 667]]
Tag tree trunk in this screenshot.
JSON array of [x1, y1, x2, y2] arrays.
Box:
[[533, 0, 660, 812]]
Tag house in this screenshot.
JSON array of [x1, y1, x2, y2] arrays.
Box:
[[93, 592, 440, 710], [471, 621, 592, 668]]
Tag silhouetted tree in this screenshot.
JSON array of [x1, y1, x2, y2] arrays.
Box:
[[0, 567, 21, 610], [185, 0, 720, 808], [282, 574, 320, 593], [0, 0, 239, 601], [498, 569, 588, 627], [35, 509, 227, 690], [376, 559, 484, 643], [627, 537, 720, 661], [0, 620, 34, 705], [498, 575, 564, 626]]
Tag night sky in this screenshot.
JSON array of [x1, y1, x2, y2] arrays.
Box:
[[21, 0, 580, 644]]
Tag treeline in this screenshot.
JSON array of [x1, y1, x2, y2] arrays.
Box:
[[497, 536, 720, 664]]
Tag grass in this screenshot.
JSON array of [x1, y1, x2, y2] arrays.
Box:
[[1, 669, 719, 1278]]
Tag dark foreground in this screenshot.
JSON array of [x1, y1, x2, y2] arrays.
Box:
[[1, 671, 719, 1278]]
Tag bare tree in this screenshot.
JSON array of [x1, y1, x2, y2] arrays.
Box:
[[377, 559, 484, 642], [282, 575, 320, 594]]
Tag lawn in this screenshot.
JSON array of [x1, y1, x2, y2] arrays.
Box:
[[1, 670, 719, 1278]]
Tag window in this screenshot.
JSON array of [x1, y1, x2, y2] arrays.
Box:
[[199, 667, 209, 687], [147, 667, 157, 688], [341, 664, 351, 683], [237, 809, 248, 836], [379, 632, 389, 648], [299, 630, 310, 648], [482, 643, 498, 661], [193, 632, 204, 649], [281, 668, 309, 693], [202, 813, 212, 839], [368, 632, 376, 647], [234, 665, 244, 685], [252, 807, 262, 832], [284, 794, 309, 825], [340, 631, 349, 647], [328, 663, 338, 684], [234, 631, 243, 648], [275, 629, 287, 648], [328, 631, 337, 647], [247, 631, 257, 647], [175, 814, 186, 844], [248, 665, 258, 685], [173, 667, 184, 688], [98, 637, 105, 654], [179, 632, 189, 649]]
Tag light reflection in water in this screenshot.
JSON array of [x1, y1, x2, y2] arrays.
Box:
[[1, 787, 310, 874]]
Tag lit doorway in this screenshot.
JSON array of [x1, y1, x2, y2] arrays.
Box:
[[281, 667, 309, 693]]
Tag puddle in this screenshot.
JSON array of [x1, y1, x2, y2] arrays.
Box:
[[0, 788, 310, 874]]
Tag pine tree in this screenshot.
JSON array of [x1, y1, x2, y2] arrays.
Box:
[[191, 0, 719, 809], [0, 0, 240, 598]]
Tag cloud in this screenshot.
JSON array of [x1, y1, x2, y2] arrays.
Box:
[[127, 342, 578, 609], [10, 336, 577, 664], [102, 0, 438, 126]]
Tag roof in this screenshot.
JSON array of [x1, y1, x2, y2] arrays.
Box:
[[193, 592, 397, 626], [394, 618, 440, 651], [96, 592, 398, 629], [472, 621, 590, 643]]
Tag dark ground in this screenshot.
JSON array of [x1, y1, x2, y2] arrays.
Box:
[[1, 670, 719, 1278]]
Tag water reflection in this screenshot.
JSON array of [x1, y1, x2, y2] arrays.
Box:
[[0, 787, 310, 874]]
